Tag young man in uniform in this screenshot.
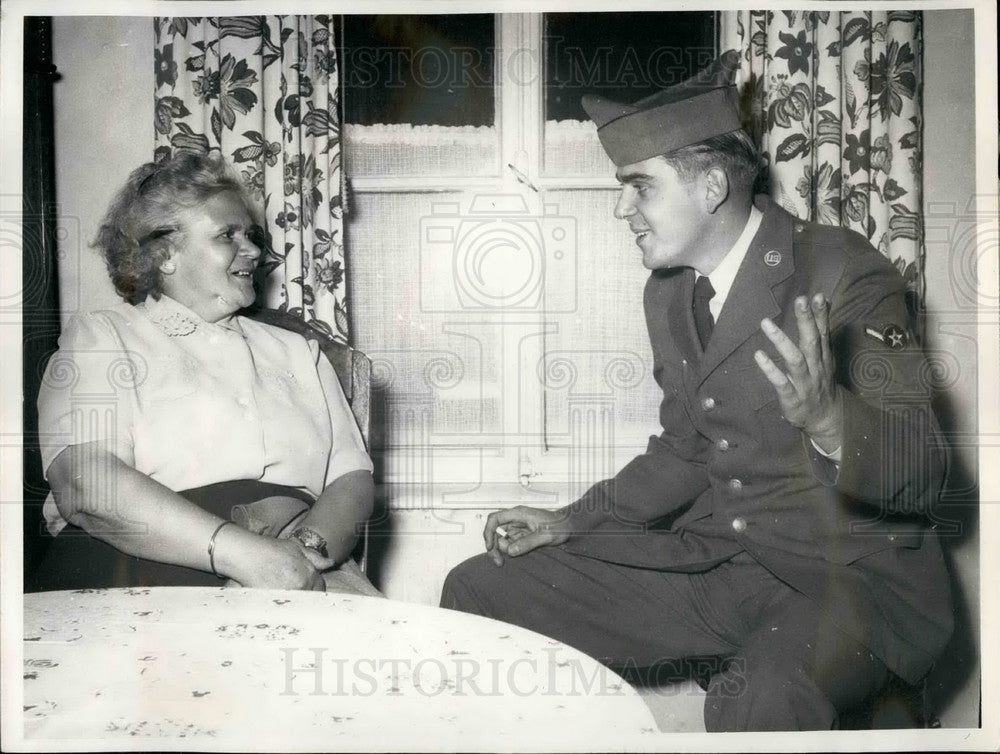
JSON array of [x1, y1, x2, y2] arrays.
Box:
[[440, 52, 952, 731]]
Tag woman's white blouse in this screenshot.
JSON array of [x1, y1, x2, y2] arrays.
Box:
[[38, 295, 372, 534]]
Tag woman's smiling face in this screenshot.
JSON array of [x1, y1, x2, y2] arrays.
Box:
[[160, 191, 262, 321]]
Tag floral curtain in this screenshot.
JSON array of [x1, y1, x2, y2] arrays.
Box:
[[153, 16, 349, 342], [721, 11, 924, 293]]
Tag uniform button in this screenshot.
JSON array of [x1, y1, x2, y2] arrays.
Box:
[[701, 397, 716, 411], [681, 359, 688, 367], [728, 478, 743, 491], [716, 438, 730, 451], [732, 517, 747, 533], [795, 224, 804, 233]]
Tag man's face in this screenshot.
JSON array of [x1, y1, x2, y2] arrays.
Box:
[[614, 156, 711, 271]]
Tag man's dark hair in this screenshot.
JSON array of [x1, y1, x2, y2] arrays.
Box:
[[662, 129, 762, 196]]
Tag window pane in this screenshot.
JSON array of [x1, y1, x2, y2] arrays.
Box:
[[343, 14, 495, 127], [343, 15, 499, 178], [542, 12, 715, 177], [545, 12, 715, 122], [530, 189, 662, 490]]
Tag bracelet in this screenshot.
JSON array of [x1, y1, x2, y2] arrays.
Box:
[[208, 521, 234, 578]]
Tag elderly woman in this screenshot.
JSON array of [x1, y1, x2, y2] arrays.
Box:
[[31, 151, 377, 595]]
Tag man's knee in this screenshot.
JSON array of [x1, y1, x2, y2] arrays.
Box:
[[440, 548, 561, 622], [440, 553, 490, 611], [440, 554, 504, 617], [703, 658, 836, 731]]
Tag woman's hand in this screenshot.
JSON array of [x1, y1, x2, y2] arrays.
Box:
[[215, 526, 334, 591], [46, 443, 335, 591]]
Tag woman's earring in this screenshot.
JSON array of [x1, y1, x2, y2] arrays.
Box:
[[161, 260, 176, 274]]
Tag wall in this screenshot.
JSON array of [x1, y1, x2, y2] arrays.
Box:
[[921, 8, 980, 728], [53, 16, 152, 324]]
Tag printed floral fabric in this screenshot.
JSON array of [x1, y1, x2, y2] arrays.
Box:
[[153, 16, 350, 342], [721, 11, 924, 293]]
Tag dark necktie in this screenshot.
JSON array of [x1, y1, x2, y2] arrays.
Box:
[[693, 275, 716, 350]]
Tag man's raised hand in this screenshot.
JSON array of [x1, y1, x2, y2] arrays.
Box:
[[754, 293, 844, 454]]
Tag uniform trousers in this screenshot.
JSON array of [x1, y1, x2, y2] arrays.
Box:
[[440, 545, 891, 731]]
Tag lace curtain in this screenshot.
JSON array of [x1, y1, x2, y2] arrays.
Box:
[[153, 16, 349, 342], [721, 10, 925, 293]]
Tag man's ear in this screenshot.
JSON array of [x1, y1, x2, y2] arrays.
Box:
[[703, 166, 730, 214]]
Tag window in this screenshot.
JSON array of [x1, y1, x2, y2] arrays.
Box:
[[344, 13, 716, 510], [343, 14, 499, 179], [343, 14, 495, 127], [542, 12, 716, 177]]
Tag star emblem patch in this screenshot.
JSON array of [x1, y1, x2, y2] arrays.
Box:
[[864, 324, 909, 350]]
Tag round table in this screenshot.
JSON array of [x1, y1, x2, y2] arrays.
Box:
[[22, 588, 657, 750]]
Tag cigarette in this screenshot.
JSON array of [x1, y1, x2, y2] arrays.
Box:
[[495, 525, 509, 539]]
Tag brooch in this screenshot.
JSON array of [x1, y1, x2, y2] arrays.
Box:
[[149, 311, 198, 337]]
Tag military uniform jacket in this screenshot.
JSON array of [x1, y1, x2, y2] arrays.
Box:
[[561, 196, 953, 684]]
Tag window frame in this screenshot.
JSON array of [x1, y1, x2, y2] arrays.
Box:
[[345, 12, 717, 509]]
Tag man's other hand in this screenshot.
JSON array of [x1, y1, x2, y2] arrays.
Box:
[[483, 506, 571, 566], [754, 293, 844, 454]]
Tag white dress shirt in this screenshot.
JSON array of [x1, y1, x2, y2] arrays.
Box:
[[695, 205, 763, 323]]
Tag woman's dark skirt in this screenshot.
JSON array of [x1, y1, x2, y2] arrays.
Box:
[[26, 481, 314, 591]]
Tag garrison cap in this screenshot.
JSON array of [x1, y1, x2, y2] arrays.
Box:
[[582, 49, 743, 167]]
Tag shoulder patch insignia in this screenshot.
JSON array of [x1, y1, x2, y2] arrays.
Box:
[[864, 324, 909, 350]]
